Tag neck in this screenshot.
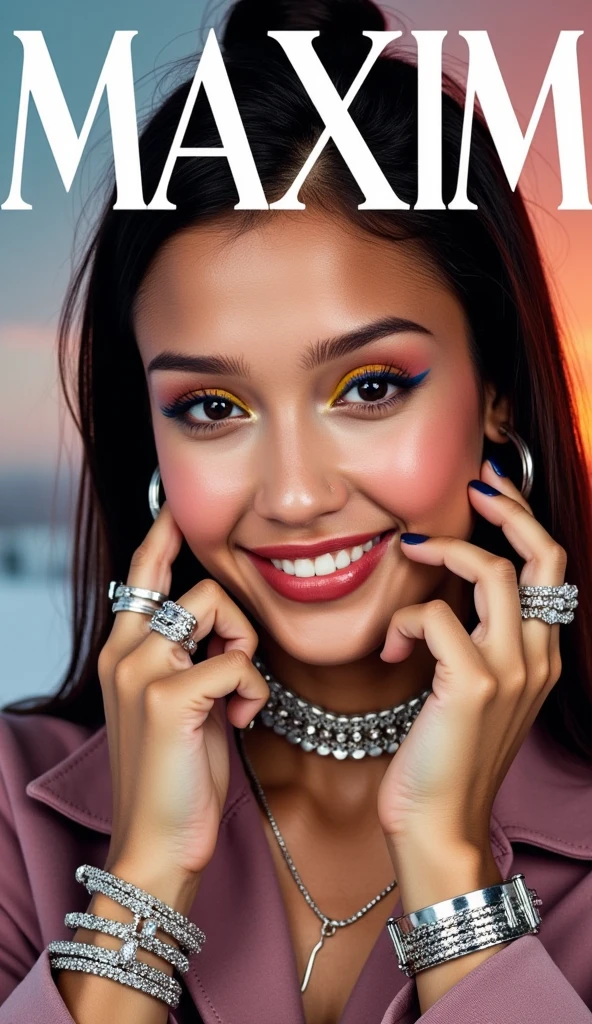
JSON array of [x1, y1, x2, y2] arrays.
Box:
[[240, 573, 471, 806]]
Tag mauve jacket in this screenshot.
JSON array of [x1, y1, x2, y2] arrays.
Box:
[[0, 707, 591, 1024]]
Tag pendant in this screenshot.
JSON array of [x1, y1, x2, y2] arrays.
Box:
[[301, 920, 337, 992]]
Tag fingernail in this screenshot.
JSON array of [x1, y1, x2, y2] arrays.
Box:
[[469, 480, 502, 496], [487, 458, 506, 477], [400, 532, 430, 544]]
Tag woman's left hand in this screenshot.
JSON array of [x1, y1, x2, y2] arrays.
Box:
[[377, 458, 567, 867]]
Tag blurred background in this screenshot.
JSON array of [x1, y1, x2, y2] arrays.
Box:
[[1, 0, 591, 707]]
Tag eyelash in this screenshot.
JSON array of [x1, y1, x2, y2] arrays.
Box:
[[160, 365, 429, 436]]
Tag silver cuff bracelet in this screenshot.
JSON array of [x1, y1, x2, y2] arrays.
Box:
[[386, 873, 543, 977]]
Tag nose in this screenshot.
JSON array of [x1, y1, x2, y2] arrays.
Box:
[[252, 413, 349, 527]]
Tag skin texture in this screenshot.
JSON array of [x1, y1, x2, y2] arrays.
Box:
[[108, 208, 567, 1023]]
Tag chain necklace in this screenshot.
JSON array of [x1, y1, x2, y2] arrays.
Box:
[[236, 728, 398, 993]]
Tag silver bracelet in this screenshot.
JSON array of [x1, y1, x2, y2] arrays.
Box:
[[386, 873, 542, 977], [63, 911, 190, 973], [74, 864, 206, 955], [48, 944, 181, 1009]]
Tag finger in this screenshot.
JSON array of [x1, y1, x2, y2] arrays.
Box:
[[380, 599, 491, 704], [467, 472, 567, 690], [115, 577, 259, 702], [482, 458, 535, 516], [145, 649, 269, 731], [108, 501, 185, 659], [398, 534, 524, 682]]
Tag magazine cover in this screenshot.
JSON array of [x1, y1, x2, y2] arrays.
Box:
[[1, 1, 591, 1022]]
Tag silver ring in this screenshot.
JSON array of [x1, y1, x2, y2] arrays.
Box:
[[109, 581, 168, 604], [149, 600, 198, 654], [519, 583, 577, 625], [112, 596, 164, 616]]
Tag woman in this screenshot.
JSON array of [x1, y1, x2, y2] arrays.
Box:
[[1, 0, 591, 1022]]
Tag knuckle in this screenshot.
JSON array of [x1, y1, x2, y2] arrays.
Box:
[[490, 557, 517, 585], [529, 661, 551, 690], [195, 578, 224, 601], [129, 543, 151, 571], [112, 655, 136, 690], [427, 599, 451, 620], [143, 678, 169, 713], [472, 672, 498, 703], [224, 647, 252, 671], [549, 543, 568, 573], [505, 666, 527, 693]]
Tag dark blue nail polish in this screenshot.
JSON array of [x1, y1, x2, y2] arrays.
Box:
[[469, 480, 501, 496], [487, 458, 506, 477], [400, 532, 430, 544]]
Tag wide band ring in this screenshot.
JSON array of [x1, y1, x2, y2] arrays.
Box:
[[109, 581, 169, 604], [519, 583, 578, 625], [149, 600, 198, 654]]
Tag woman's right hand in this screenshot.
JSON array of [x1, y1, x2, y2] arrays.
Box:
[[97, 500, 269, 895]]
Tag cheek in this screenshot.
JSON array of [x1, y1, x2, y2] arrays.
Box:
[[155, 441, 242, 552], [354, 375, 481, 528]]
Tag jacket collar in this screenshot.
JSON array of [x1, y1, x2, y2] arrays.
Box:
[[25, 713, 592, 1024], [26, 713, 592, 857]]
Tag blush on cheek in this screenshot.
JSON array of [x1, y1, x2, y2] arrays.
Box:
[[361, 388, 480, 535], [158, 462, 237, 557]]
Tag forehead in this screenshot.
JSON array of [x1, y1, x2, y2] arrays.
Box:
[[133, 209, 466, 359]]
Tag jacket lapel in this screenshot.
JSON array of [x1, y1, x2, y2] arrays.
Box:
[[25, 712, 592, 1024]]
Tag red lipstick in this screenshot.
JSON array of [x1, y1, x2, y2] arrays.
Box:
[[242, 530, 396, 603]]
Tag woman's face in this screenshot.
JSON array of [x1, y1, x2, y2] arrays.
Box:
[[134, 210, 495, 665]]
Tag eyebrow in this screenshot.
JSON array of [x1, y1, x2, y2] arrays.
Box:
[[146, 316, 433, 378]]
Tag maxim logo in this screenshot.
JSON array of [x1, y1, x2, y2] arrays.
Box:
[[2, 28, 591, 212]]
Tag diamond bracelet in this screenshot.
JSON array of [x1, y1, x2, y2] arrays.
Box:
[[48, 949, 181, 1008], [74, 864, 206, 955], [386, 873, 542, 977], [63, 912, 190, 973]]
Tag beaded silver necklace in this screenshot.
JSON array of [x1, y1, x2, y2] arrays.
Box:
[[250, 654, 431, 759], [239, 656, 431, 991]]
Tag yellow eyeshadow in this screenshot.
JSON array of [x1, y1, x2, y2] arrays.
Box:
[[326, 364, 402, 407], [197, 388, 253, 415]]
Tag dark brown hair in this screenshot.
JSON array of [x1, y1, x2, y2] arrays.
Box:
[[4, 0, 592, 764]]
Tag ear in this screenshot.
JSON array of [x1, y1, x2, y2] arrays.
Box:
[[483, 382, 512, 444]]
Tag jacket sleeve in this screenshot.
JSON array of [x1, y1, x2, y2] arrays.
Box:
[[379, 935, 592, 1024], [0, 750, 181, 1022]]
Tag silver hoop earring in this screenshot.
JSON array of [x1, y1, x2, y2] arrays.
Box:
[[148, 465, 163, 520], [498, 423, 534, 500]]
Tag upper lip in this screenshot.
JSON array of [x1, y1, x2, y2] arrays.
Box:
[[242, 530, 394, 560]]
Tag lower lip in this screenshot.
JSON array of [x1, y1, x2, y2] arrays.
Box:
[[242, 531, 396, 603]]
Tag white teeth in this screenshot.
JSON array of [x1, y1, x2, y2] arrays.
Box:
[[294, 558, 315, 577], [269, 534, 384, 577], [334, 549, 351, 569]]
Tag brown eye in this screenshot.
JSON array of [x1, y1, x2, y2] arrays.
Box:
[[197, 396, 237, 421], [347, 378, 392, 402]]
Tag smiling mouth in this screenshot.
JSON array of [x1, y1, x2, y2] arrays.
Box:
[[241, 528, 397, 604], [268, 533, 384, 577]]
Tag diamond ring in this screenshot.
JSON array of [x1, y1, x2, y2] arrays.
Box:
[[149, 600, 198, 654]]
